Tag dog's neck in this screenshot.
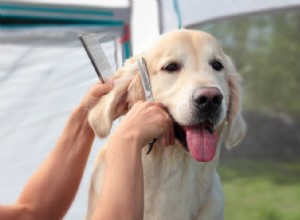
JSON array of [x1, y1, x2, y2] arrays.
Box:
[[141, 141, 222, 219]]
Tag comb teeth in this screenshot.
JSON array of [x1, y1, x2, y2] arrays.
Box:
[[79, 33, 114, 83]]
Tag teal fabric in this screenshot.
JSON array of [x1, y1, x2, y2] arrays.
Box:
[[0, 3, 114, 16], [0, 3, 132, 57]]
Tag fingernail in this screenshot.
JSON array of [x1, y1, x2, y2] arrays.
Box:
[[112, 79, 119, 86], [112, 77, 132, 86], [109, 81, 115, 88]]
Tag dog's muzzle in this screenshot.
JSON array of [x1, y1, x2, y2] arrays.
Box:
[[173, 87, 223, 162], [191, 87, 223, 124]]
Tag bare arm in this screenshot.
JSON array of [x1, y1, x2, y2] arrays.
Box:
[[92, 101, 174, 220], [0, 83, 112, 220]]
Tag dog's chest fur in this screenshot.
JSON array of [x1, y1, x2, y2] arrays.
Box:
[[141, 144, 220, 220]]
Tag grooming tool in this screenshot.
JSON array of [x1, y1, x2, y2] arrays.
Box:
[[137, 57, 154, 102], [79, 33, 114, 83], [137, 57, 156, 154]]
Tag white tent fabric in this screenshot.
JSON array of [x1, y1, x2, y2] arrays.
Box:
[[1, 0, 299, 219], [159, 0, 300, 31], [0, 28, 126, 218], [0, 1, 131, 219]]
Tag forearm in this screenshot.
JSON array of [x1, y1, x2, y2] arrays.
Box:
[[17, 107, 95, 220], [92, 135, 144, 220]]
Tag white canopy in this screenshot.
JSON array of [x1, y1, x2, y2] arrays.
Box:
[[0, 1, 131, 219], [159, 0, 300, 31]]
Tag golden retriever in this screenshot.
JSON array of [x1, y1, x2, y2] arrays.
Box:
[[86, 29, 246, 220]]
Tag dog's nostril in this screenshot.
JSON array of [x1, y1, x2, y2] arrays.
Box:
[[212, 94, 223, 105], [198, 96, 208, 105], [193, 87, 223, 110]]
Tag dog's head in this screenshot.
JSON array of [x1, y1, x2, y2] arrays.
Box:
[[88, 30, 246, 162]]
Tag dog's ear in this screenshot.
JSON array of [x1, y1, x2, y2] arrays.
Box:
[[224, 56, 246, 149], [88, 56, 144, 138]]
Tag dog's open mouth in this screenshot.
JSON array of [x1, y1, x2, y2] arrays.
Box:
[[174, 120, 218, 162]]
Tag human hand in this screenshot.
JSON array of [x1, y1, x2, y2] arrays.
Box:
[[110, 101, 175, 149], [78, 82, 113, 112]]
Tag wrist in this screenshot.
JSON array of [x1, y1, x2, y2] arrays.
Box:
[[105, 133, 143, 169], [70, 107, 94, 136], [73, 104, 89, 118], [108, 129, 143, 154]]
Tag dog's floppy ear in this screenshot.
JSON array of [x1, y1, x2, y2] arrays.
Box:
[[224, 56, 246, 149], [88, 56, 143, 138]]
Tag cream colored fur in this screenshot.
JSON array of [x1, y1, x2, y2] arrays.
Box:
[[86, 30, 246, 220]]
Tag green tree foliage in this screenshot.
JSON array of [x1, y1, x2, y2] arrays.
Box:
[[195, 10, 300, 117]]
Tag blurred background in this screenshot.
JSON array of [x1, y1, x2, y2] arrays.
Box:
[[195, 10, 300, 220], [1, 1, 300, 219]]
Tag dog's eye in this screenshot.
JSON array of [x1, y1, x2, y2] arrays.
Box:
[[162, 62, 181, 73], [210, 60, 224, 71]]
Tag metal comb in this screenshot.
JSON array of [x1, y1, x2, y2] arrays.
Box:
[[79, 33, 113, 83]]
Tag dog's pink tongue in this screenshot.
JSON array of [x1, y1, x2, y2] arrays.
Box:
[[185, 125, 218, 162]]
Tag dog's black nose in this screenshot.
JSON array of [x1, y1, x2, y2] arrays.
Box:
[[192, 87, 223, 111]]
